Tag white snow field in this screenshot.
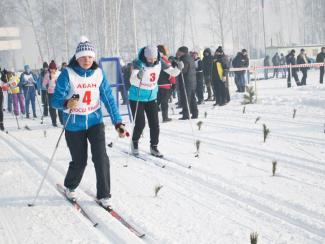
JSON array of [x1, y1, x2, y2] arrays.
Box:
[[0, 70, 324, 244]]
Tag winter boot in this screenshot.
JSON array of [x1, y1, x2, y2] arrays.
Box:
[[150, 145, 163, 158], [163, 118, 172, 123], [65, 188, 77, 201], [131, 141, 139, 156], [98, 197, 110, 209]]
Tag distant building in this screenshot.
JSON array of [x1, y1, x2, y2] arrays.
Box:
[[266, 44, 325, 59]]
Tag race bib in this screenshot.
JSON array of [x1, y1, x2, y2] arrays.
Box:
[[65, 68, 103, 115]]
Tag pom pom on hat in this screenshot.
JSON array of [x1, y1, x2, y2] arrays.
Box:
[[75, 36, 96, 59]]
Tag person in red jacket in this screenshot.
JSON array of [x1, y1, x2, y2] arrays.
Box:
[[157, 45, 176, 123]]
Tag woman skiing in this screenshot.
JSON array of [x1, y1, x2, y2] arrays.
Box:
[[52, 37, 128, 207], [129, 45, 182, 157]]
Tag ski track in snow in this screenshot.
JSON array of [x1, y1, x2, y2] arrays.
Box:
[[1, 73, 325, 243]]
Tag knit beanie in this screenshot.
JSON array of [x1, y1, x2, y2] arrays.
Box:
[[177, 46, 189, 54], [49, 60, 57, 70], [75, 36, 96, 59], [144, 46, 158, 59], [216, 46, 223, 53]]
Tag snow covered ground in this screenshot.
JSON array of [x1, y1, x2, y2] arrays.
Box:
[[0, 70, 324, 244]]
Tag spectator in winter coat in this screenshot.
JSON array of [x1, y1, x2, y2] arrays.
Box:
[[316, 47, 325, 84], [176, 46, 198, 120], [232, 49, 249, 93], [263, 55, 271, 80], [191, 51, 204, 104], [20, 65, 38, 118], [43, 60, 61, 126], [120, 62, 132, 105], [211, 46, 230, 106], [272, 52, 280, 78], [202, 48, 214, 101], [297, 49, 309, 86], [0, 73, 4, 131], [286, 49, 300, 87], [280, 53, 287, 78], [39, 62, 49, 117], [52, 36, 127, 208], [129, 45, 182, 157], [157, 45, 176, 123], [2, 71, 25, 117]]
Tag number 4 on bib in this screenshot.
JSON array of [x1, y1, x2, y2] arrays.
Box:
[[83, 91, 92, 105]]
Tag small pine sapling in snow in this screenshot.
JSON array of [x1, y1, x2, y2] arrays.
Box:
[[272, 160, 277, 176], [243, 106, 246, 114], [197, 121, 203, 130], [293, 108, 297, 118], [250, 232, 258, 244], [242, 86, 256, 105], [255, 116, 261, 124], [195, 140, 201, 157], [263, 124, 270, 143], [204, 111, 208, 119], [154, 185, 163, 197]]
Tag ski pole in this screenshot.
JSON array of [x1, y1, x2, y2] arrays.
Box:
[[125, 70, 143, 167], [35, 89, 44, 124], [28, 94, 79, 207], [180, 72, 199, 157]]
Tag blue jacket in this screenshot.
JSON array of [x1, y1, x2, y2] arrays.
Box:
[[51, 64, 122, 132], [128, 47, 161, 102]]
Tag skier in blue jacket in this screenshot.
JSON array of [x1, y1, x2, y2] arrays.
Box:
[[129, 45, 182, 157], [52, 36, 128, 208]]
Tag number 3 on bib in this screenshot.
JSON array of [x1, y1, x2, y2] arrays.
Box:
[[149, 73, 156, 82], [82, 91, 92, 105]]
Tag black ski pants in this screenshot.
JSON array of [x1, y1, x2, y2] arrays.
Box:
[[0, 90, 3, 124], [157, 88, 171, 120], [41, 90, 48, 116], [64, 123, 111, 199], [320, 67, 324, 84], [130, 100, 159, 146], [287, 68, 300, 87]]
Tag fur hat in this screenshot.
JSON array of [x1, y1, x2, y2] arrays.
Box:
[[75, 36, 96, 59]]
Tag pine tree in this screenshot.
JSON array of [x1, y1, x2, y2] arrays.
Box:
[[197, 121, 203, 130], [263, 124, 270, 143], [242, 86, 256, 105], [154, 185, 163, 197], [272, 160, 277, 176], [250, 232, 258, 244]]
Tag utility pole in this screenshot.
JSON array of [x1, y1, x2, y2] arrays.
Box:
[[261, 0, 267, 56]]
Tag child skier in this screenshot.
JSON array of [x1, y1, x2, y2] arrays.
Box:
[[52, 37, 128, 207]]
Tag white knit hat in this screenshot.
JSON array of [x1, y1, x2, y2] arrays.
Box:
[[144, 46, 158, 59], [75, 36, 96, 59]]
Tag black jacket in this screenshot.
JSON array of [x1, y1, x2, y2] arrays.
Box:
[[202, 48, 213, 78], [178, 53, 197, 91], [212, 54, 229, 82], [316, 52, 325, 63], [272, 54, 280, 65], [232, 52, 249, 68], [286, 53, 296, 65]]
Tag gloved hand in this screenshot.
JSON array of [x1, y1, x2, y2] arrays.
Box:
[[222, 76, 227, 82], [137, 69, 144, 80], [115, 123, 129, 138], [66, 96, 79, 109], [37, 90, 41, 96]]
